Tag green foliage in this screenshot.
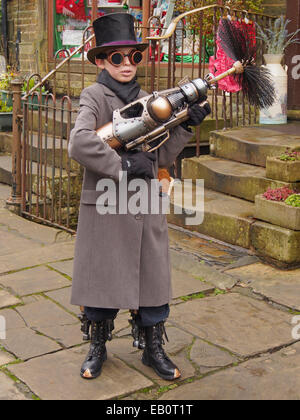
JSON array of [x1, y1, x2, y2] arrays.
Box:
[[22, 78, 47, 94], [175, 0, 264, 14], [180, 292, 205, 301], [278, 150, 300, 161], [0, 99, 12, 113], [214, 288, 226, 296], [0, 66, 18, 91], [175, 0, 264, 33], [256, 16, 300, 54], [284, 194, 300, 208], [157, 384, 178, 394]]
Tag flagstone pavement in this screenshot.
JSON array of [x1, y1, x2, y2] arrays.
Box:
[[0, 182, 300, 401]]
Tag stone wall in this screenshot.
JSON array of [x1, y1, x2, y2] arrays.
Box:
[[262, 0, 286, 16], [7, 0, 47, 76]]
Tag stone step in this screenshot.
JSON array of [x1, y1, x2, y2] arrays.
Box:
[[0, 132, 80, 172], [27, 108, 77, 139], [169, 183, 255, 249], [182, 155, 300, 202], [0, 155, 81, 204], [210, 127, 300, 167], [168, 182, 300, 266]]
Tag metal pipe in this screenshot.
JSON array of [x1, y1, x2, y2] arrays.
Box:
[[1, 0, 8, 60], [6, 79, 23, 209]]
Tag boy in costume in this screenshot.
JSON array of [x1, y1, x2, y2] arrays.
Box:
[[68, 13, 211, 381]]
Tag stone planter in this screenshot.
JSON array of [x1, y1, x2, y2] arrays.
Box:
[[266, 156, 300, 183], [254, 194, 300, 231], [0, 90, 13, 107], [0, 112, 13, 131]]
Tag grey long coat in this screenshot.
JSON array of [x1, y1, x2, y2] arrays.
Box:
[[69, 82, 193, 309]]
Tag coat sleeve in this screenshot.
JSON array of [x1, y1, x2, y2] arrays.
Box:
[[157, 125, 194, 169], [68, 88, 122, 181]]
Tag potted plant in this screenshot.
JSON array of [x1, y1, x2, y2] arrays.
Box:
[[22, 78, 48, 111], [0, 66, 18, 107], [266, 150, 300, 182], [254, 186, 300, 231], [257, 16, 300, 124], [0, 99, 13, 132]]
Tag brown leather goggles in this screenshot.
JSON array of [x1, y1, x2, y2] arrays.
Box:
[[101, 49, 143, 67]]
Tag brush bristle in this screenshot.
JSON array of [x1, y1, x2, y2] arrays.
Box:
[[218, 19, 276, 109]]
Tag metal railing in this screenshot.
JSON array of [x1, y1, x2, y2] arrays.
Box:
[[8, 5, 277, 233]]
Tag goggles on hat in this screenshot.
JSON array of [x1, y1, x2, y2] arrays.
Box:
[[98, 49, 143, 67]]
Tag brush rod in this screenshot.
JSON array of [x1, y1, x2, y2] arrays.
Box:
[[208, 66, 237, 85]]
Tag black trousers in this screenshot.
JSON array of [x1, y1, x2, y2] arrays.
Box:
[[84, 304, 170, 327]]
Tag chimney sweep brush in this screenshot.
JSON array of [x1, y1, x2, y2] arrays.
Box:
[[208, 18, 276, 109]]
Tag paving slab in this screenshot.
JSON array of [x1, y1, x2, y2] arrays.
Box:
[[190, 338, 240, 374], [37, 323, 82, 348], [0, 289, 21, 309], [0, 308, 61, 360], [16, 297, 78, 330], [0, 371, 30, 400], [0, 228, 42, 257], [9, 345, 153, 400], [45, 287, 76, 315], [0, 350, 16, 366], [170, 249, 238, 290], [159, 342, 300, 400], [47, 260, 74, 278], [0, 266, 71, 297], [0, 207, 72, 245], [0, 241, 75, 274], [226, 263, 300, 311], [168, 226, 247, 268], [170, 293, 294, 357], [171, 269, 215, 299]]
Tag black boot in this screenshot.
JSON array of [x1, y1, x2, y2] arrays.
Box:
[[129, 310, 146, 350], [80, 319, 113, 379], [142, 321, 181, 381]]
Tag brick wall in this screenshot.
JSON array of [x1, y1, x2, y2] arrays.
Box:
[[7, 0, 48, 76]]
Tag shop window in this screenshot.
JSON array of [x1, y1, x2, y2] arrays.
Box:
[[53, 0, 143, 59]]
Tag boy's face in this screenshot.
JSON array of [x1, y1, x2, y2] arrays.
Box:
[[95, 47, 139, 83]]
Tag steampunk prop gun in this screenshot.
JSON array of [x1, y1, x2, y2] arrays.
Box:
[[96, 18, 276, 153], [96, 77, 211, 152]]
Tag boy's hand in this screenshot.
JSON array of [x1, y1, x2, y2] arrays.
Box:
[[186, 101, 211, 126], [121, 151, 156, 179], [181, 101, 211, 130]]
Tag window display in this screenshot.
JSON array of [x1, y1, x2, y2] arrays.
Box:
[[53, 0, 143, 58]]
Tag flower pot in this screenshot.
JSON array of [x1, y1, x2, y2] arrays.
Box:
[[0, 90, 13, 107], [259, 54, 287, 125], [266, 156, 300, 182], [0, 112, 13, 132], [254, 194, 300, 231]]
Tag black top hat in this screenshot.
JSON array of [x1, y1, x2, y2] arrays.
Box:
[[87, 13, 149, 65]]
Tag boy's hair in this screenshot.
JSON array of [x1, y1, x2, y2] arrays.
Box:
[[96, 53, 107, 60]]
